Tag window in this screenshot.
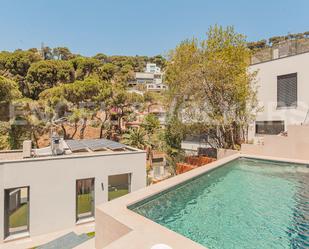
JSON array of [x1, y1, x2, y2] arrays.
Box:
[[4, 187, 29, 238], [108, 174, 131, 201], [76, 178, 94, 221], [255, 121, 285, 135], [277, 73, 297, 108]]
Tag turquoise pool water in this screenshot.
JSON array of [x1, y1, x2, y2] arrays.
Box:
[[130, 158, 309, 249]]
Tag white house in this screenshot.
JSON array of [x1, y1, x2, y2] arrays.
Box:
[[133, 63, 168, 91], [145, 63, 161, 74], [0, 138, 146, 243], [248, 51, 309, 139]]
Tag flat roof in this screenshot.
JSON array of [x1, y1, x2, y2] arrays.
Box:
[[0, 150, 24, 161], [0, 139, 144, 162]]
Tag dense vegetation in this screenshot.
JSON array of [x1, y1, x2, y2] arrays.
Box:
[[0, 46, 166, 149], [165, 25, 259, 153], [247, 31, 309, 50]]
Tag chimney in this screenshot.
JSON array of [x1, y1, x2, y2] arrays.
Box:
[[22, 140, 32, 158], [51, 133, 64, 155]]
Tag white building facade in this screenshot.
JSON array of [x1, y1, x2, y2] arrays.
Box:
[[133, 63, 168, 91], [0, 142, 146, 243], [145, 63, 161, 74], [249, 51, 309, 138]]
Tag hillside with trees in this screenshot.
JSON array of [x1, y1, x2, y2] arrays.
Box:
[[0, 46, 166, 149]]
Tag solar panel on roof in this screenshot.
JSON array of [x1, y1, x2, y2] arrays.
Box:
[[83, 139, 107, 151], [65, 139, 127, 152], [107, 141, 126, 150], [108, 144, 126, 150], [65, 140, 88, 152]]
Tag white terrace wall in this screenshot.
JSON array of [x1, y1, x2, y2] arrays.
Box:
[[242, 125, 309, 160], [217, 148, 240, 160]]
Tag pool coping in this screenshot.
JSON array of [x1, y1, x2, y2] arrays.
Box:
[[95, 153, 309, 249]]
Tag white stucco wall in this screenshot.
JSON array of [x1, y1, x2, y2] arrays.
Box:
[[249, 52, 309, 135], [0, 151, 146, 242]]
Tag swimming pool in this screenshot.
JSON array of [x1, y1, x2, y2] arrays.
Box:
[[130, 158, 309, 249]]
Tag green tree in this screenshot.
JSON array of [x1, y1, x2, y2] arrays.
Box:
[[0, 50, 41, 95], [53, 47, 74, 60], [70, 57, 102, 80], [166, 25, 259, 149], [141, 114, 160, 135], [149, 55, 167, 69], [0, 122, 10, 149], [8, 98, 47, 148], [165, 38, 200, 106], [162, 114, 185, 175], [98, 63, 117, 81], [0, 76, 22, 103], [26, 60, 75, 99], [111, 86, 144, 134], [121, 128, 148, 150], [93, 53, 108, 63]]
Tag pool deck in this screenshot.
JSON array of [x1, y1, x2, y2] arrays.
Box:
[[0, 221, 95, 249], [95, 153, 309, 249]]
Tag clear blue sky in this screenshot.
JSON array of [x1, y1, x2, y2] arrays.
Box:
[[1, 0, 308, 56]]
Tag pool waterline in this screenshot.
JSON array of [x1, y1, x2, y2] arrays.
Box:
[[129, 157, 309, 249]]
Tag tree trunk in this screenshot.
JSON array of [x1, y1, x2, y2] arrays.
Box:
[[230, 126, 235, 149], [61, 124, 67, 139], [79, 118, 87, 139], [99, 113, 109, 138], [70, 122, 78, 139], [32, 129, 39, 148], [99, 123, 105, 138]]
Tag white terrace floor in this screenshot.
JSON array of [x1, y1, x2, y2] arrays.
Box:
[[0, 222, 95, 249]]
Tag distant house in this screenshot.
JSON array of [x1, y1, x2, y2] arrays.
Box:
[[146, 83, 168, 92], [0, 138, 146, 243], [145, 63, 161, 73], [132, 63, 168, 92]]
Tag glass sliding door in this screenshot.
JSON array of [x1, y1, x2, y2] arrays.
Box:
[[4, 187, 29, 238], [108, 173, 131, 201], [76, 178, 94, 221]]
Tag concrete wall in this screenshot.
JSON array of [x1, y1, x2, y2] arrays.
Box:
[[242, 125, 309, 160], [0, 151, 146, 242], [249, 52, 309, 138], [217, 148, 240, 160], [95, 208, 132, 249]]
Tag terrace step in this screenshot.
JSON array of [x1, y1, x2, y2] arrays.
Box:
[[37, 232, 90, 249]]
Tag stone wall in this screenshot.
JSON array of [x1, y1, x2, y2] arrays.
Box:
[[251, 38, 309, 64]]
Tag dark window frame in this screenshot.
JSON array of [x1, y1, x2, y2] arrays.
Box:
[[255, 120, 285, 135], [4, 186, 30, 239], [76, 178, 95, 222], [108, 173, 132, 201], [277, 73, 297, 109]]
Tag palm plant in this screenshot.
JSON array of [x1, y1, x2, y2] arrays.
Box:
[[121, 128, 148, 150]]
